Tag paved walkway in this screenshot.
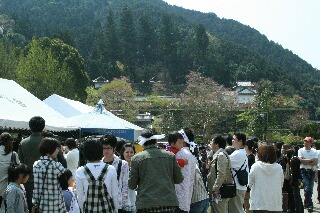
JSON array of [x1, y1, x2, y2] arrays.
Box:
[[302, 182, 320, 212], [206, 182, 320, 212]]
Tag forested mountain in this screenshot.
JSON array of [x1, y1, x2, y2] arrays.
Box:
[[0, 0, 319, 117]]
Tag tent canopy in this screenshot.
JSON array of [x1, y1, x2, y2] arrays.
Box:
[[43, 94, 94, 118], [0, 78, 79, 131], [66, 100, 143, 140]]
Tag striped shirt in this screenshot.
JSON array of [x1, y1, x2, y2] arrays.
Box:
[[191, 164, 209, 203]]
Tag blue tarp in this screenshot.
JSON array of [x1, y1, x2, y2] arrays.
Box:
[[81, 128, 135, 141]]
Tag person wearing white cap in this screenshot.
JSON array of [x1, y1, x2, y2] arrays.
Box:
[[128, 127, 183, 212], [298, 136, 318, 212], [175, 128, 197, 212]]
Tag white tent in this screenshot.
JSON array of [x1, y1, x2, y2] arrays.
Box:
[[66, 100, 143, 140], [43, 94, 94, 118], [0, 78, 79, 131]]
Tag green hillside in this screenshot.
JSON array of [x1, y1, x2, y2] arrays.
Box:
[[0, 0, 319, 118]]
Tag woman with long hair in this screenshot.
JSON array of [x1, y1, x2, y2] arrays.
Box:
[[120, 142, 136, 212], [0, 132, 20, 210]]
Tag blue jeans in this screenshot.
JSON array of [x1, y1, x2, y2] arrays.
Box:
[[301, 169, 315, 209], [190, 198, 209, 213]]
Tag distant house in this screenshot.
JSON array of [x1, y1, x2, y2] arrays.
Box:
[[135, 112, 154, 128], [235, 81, 257, 104], [92, 76, 108, 89]]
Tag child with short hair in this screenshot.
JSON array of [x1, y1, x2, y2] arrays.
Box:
[[3, 164, 30, 213], [60, 169, 80, 213], [168, 131, 188, 167], [76, 139, 119, 212]]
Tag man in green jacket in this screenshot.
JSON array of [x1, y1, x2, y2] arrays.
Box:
[[128, 128, 183, 212], [18, 116, 45, 212]]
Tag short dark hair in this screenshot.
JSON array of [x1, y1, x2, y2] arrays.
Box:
[[8, 163, 31, 182], [100, 134, 117, 148], [252, 137, 259, 142], [226, 135, 233, 146], [65, 138, 77, 150], [258, 145, 277, 164], [120, 143, 136, 160], [234, 133, 246, 146], [41, 131, 54, 137], [168, 131, 182, 145], [59, 169, 73, 190], [213, 135, 226, 149], [29, 116, 45, 132], [140, 128, 158, 146], [83, 139, 103, 161], [115, 138, 126, 156], [0, 132, 13, 155], [39, 137, 61, 156]]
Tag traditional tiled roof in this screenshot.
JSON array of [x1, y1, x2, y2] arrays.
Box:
[[92, 76, 108, 83], [236, 81, 254, 87]]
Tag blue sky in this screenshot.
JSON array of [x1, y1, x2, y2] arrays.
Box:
[[163, 0, 320, 70]]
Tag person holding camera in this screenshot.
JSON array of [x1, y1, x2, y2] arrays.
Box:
[[278, 144, 295, 212], [207, 135, 234, 213]]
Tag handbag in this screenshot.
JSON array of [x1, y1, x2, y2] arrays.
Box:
[[234, 159, 248, 186], [10, 151, 18, 167], [215, 152, 237, 198], [31, 206, 39, 213], [33, 160, 51, 212]]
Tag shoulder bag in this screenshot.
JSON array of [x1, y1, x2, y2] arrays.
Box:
[[32, 160, 51, 213], [215, 152, 236, 198], [234, 159, 248, 186]]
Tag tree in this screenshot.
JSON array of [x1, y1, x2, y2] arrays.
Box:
[[287, 110, 311, 136], [97, 77, 138, 122], [0, 41, 19, 79], [138, 15, 157, 67], [194, 24, 209, 66], [159, 13, 179, 82], [238, 80, 275, 139], [85, 86, 99, 106], [0, 14, 27, 47], [16, 37, 89, 101], [120, 6, 137, 80], [159, 72, 236, 140]]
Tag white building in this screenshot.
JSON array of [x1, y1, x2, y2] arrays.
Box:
[[92, 76, 108, 89], [235, 81, 257, 104]]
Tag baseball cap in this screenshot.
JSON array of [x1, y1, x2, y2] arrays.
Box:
[[304, 137, 313, 143]]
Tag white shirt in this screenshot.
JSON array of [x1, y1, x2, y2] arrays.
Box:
[[65, 148, 79, 178], [76, 162, 119, 212], [229, 148, 248, 190], [317, 150, 320, 170], [0, 147, 20, 196], [249, 161, 283, 211], [175, 147, 196, 212], [298, 147, 318, 169], [102, 155, 131, 210]]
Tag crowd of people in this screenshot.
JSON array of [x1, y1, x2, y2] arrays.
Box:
[[0, 115, 319, 213]]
